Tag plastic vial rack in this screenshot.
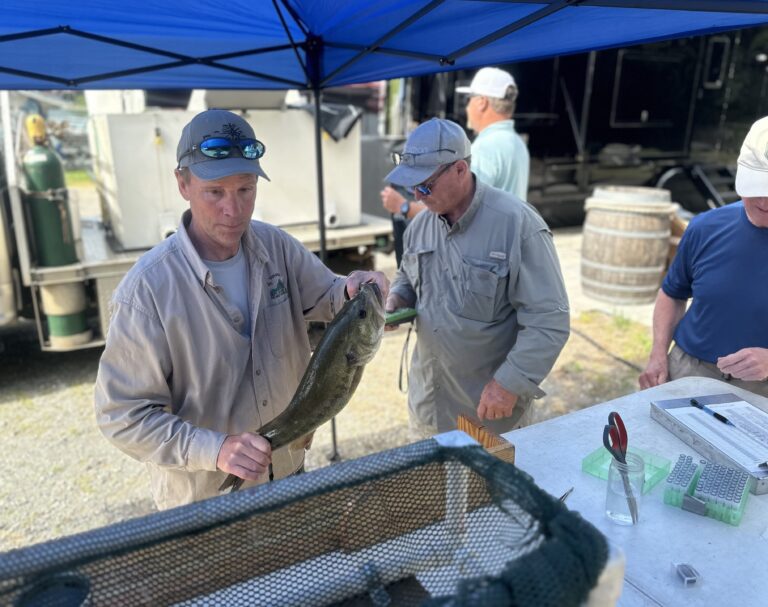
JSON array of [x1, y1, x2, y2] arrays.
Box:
[[663, 454, 753, 526]]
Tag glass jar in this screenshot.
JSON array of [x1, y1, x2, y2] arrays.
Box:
[[605, 453, 644, 525]]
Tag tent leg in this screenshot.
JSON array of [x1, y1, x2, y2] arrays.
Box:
[[330, 418, 340, 462], [313, 85, 341, 463]]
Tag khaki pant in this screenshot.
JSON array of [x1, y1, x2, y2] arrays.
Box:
[[668, 344, 768, 398]]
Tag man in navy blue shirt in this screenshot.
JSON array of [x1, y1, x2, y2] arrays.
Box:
[[639, 117, 768, 396]]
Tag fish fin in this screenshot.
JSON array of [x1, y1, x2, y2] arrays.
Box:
[[218, 473, 244, 492], [218, 475, 234, 492]]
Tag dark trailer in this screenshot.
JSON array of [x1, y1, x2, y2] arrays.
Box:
[[406, 26, 768, 226]]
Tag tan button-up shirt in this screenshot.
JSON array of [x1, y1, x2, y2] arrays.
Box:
[[390, 179, 570, 433], [95, 211, 346, 510]]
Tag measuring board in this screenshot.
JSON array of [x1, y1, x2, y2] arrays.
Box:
[[650, 392, 768, 495]]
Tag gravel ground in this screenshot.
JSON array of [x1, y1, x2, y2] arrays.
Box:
[[0, 234, 653, 553], [0, 329, 153, 551], [0, 325, 415, 553]]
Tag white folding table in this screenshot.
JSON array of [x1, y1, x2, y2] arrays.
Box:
[[503, 376, 768, 607]]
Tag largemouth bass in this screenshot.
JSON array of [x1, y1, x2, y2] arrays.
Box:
[[219, 281, 385, 492]]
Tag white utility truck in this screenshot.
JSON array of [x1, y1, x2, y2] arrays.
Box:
[[0, 89, 392, 351]]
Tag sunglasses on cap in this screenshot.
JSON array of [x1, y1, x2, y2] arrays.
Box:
[[391, 148, 456, 167], [179, 137, 266, 164]]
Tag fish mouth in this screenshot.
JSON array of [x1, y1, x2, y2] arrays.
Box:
[[363, 281, 384, 309], [369, 282, 383, 304]]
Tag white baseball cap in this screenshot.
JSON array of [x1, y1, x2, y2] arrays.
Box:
[[456, 67, 516, 99], [735, 116, 768, 197]]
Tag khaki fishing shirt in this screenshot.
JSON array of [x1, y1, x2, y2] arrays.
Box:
[[95, 211, 346, 510], [390, 179, 570, 433]]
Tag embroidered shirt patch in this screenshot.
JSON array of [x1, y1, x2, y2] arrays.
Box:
[[267, 273, 288, 303]]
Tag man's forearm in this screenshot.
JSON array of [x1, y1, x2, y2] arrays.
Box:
[[96, 391, 225, 472], [649, 289, 687, 357]]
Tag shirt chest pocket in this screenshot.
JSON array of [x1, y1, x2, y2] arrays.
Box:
[[457, 258, 509, 323], [264, 299, 291, 358]]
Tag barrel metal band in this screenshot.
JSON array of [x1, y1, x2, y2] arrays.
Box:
[[581, 258, 666, 274], [584, 201, 677, 215], [583, 224, 670, 239], [581, 276, 659, 293]]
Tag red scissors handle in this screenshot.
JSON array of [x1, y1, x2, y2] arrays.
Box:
[[603, 423, 627, 464], [608, 411, 628, 452]]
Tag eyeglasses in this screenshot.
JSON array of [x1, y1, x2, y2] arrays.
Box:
[[411, 162, 456, 196], [179, 137, 266, 163], [391, 148, 456, 167]]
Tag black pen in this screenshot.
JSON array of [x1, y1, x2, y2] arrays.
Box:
[[690, 398, 735, 426]]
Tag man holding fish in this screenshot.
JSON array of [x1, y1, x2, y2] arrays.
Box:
[[94, 109, 388, 510]]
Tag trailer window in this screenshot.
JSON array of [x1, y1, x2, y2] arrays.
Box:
[[610, 49, 686, 128], [702, 36, 731, 90]]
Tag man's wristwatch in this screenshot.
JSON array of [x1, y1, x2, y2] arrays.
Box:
[[400, 200, 411, 217]]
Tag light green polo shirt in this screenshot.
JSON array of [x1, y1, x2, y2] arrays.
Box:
[[472, 119, 530, 200]]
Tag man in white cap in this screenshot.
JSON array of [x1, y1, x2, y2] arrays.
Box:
[[385, 118, 569, 436], [95, 109, 389, 509], [381, 66, 529, 223], [457, 66, 529, 199], [639, 116, 768, 395]]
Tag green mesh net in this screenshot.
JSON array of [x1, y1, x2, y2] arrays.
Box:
[[0, 439, 608, 606]]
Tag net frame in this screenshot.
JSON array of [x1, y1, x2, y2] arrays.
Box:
[[0, 439, 608, 606]]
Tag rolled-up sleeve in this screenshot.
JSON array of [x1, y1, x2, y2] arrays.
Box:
[[493, 228, 570, 398], [389, 268, 417, 306], [94, 300, 226, 472]]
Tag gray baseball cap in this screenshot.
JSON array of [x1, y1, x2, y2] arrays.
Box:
[[385, 118, 471, 187], [176, 109, 270, 181]]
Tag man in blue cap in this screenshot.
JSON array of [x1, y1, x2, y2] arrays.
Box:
[[385, 117, 569, 436], [95, 109, 389, 509]]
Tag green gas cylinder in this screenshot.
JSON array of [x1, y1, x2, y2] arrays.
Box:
[[22, 115, 91, 348], [22, 138, 78, 267]]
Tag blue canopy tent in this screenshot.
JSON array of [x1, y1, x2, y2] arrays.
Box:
[[3, 0, 768, 455], [4, 0, 768, 256]]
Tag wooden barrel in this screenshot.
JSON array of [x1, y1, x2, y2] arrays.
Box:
[[581, 186, 677, 304], [667, 210, 689, 270]]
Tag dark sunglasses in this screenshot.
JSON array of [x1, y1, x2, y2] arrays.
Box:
[[391, 148, 456, 167], [410, 161, 457, 196], [179, 137, 266, 163]]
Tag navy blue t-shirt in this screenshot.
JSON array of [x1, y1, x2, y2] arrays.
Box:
[[662, 201, 768, 364]]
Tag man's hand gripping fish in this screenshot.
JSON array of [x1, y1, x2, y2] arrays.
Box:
[[219, 281, 385, 492]]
